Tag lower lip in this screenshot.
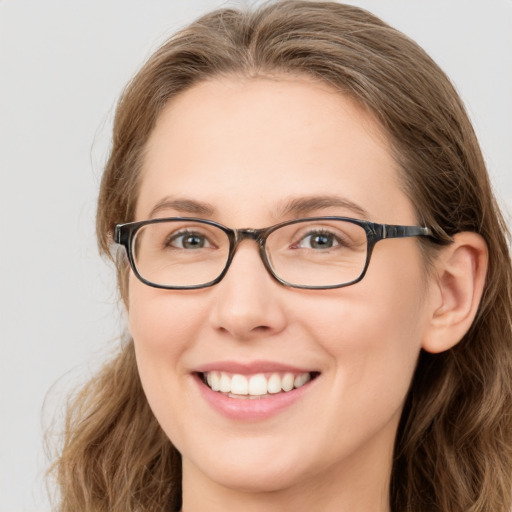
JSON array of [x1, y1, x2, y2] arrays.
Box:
[[193, 373, 317, 421]]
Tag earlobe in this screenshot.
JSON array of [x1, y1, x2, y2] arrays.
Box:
[[422, 232, 488, 354]]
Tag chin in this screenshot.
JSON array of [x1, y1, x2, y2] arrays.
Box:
[[179, 435, 317, 494], [198, 458, 309, 494]]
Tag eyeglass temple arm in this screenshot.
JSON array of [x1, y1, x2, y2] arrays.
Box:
[[382, 224, 453, 244]]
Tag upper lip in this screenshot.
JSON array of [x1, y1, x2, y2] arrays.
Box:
[[194, 360, 317, 375]]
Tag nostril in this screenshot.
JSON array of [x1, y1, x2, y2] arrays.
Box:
[[253, 325, 271, 333], [216, 323, 272, 338]]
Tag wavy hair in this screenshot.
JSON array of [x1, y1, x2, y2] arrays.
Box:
[[49, 2, 512, 511]]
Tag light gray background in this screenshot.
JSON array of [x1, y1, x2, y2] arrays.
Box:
[[1, 1, 511, 510]]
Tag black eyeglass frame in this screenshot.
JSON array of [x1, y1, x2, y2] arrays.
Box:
[[114, 216, 446, 290]]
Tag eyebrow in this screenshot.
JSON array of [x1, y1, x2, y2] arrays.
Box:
[[276, 195, 370, 219], [148, 194, 370, 221], [149, 197, 216, 218]]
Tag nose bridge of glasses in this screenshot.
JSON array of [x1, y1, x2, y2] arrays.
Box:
[[229, 228, 269, 269], [233, 228, 264, 245]]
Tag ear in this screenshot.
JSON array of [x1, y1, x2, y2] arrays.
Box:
[[422, 232, 488, 354]]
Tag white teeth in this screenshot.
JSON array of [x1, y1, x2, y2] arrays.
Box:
[[231, 374, 249, 395], [207, 371, 220, 391], [267, 373, 282, 394], [281, 373, 295, 392], [219, 373, 231, 393], [202, 370, 313, 396], [294, 373, 311, 388], [248, 374, 267, 396]]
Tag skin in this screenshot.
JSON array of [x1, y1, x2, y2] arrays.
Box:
[[127, 76, 482, 512]]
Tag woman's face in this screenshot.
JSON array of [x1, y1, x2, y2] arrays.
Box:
[[129, 76, 434, 499]]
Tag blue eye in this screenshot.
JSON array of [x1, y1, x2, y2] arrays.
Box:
[[168, 232, 211, 249]]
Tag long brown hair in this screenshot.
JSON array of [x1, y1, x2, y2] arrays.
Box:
[[50, 2, 512, 511]]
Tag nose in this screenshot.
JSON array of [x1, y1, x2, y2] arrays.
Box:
[[209, 240, 287, 340]]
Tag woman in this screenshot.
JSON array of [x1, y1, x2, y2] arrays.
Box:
[[51, 1, 512, 511]]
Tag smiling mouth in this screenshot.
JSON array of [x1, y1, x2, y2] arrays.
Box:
[[199, 371, 320, 399]]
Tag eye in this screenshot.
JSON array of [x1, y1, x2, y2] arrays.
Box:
[[168, 231, 212, 249], [296, 231, 342, 250]]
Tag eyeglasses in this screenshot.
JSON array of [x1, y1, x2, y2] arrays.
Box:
[[114, 216, 441, 290]]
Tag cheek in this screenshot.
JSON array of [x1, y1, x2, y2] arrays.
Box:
[[128, 275, 204, 348], [304, 247, 427, 414], [127, 278, 206, 412]]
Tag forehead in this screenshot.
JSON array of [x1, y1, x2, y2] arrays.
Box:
[[137, 75, 415, 225]]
